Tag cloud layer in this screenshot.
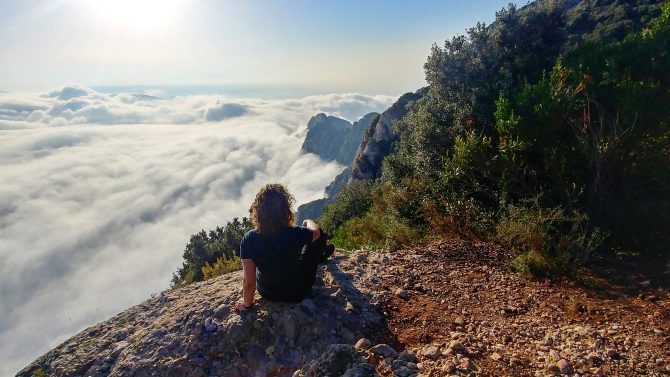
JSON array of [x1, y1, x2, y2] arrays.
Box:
[[0, 86, 395, 375]]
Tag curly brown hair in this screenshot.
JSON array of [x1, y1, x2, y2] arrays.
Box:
[[250, 183, 296, 236]]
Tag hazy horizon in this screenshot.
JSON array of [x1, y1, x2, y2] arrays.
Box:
[[0, 0, 517, 95]]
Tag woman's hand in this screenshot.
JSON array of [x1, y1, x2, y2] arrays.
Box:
[[233, 299, 251, 312]]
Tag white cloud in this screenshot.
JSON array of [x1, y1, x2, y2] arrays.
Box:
[[204, 102, 249, 121], [0, 86, 395, 375]]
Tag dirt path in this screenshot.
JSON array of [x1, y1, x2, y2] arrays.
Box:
[[367, 242, 670, 376]]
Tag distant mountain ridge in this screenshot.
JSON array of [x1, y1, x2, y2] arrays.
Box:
[[296, 112, 379, 224], [295, 90, 425, 224], [300, 112, 380, 167]]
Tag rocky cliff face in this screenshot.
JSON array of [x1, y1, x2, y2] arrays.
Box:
[[337, 112, 380, 167], [296, 112, 379, 224], [300, 112, 380, 167], [349, 88, 426, 184], [296, 90, 424, 223], [301, 114, 352, 162]]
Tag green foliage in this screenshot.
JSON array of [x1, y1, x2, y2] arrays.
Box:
[[324, 0, 669, 277], [319, 182, 375, 236], [171, 217, 252, 288], [330, 195, 422, 251], [32, 368, 46, 377], [201, 256, 242, 280], [498, 201, 605, 277]]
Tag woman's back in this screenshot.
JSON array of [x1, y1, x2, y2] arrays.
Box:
[[240, 226, 313, 300]]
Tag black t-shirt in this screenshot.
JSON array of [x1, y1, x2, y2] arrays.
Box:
[[239, 226, 313, 298]]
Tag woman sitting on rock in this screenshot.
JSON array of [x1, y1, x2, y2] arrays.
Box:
[[233, 183, 333, 311]]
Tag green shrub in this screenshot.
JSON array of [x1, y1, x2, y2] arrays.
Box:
[[331, 211, 420, 251], [498, 201, 605, 277], [201, 256, 242, 280], [171, 217, 252, 288], [319, 182, 375, 236]]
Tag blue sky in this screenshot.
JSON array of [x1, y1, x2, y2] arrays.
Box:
[[0, 0, 518, 95]]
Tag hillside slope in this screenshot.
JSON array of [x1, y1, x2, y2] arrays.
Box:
[[18, 243, 670, 376]]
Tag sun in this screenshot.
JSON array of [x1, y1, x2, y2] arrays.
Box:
[[88, 0, 185, 31]]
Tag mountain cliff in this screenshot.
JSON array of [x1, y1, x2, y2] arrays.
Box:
[[296, 112, 379, 224], [300, 114, 352, 163], [300, 112, 379, 167], [349, 89, 426, 184]]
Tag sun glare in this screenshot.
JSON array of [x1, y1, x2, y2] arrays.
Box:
[[88, 0, 185, 31]]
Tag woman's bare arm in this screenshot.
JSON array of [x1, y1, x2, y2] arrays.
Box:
[[234, 258, 256, 311], [302, 219, 321, 242]]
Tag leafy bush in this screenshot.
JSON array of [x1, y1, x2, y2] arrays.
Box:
[[171, 217, 252, 288], [497, 201, 605, 277], [331, 208, 420, 251], [319, 182, 375, 236], [201, 256, 242, 280], [320, 0, 669, 277]]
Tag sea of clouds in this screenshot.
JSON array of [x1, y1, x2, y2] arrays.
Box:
[[0, 85, 395, 375]]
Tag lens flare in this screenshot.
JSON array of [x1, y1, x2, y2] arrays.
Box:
[[87, 0, 185, 31]]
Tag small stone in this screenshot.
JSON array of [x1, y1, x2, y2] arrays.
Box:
[[448, 340, 465, 353], [544, 337, 554, 347], [421, 345, 440, 359], [454, 316, 465, 326], [557, 359, 573, 374], [393, 366, 413, 377], [111, 341, 129, 358], [607, 349, 620, 359], [587, 353, 602, 365], [112, 329, 128, 341], [265, 346, 275, 356], [370, 344, 399, 358], [441, 361, 456, 373], [214, 303, 229, 318], [547, 364, 561, 374], [490, 352, 502, 361], [355, 338, 372, 350], [503, 307, 518, 316], [406, 362, 418, 371], [398, 351, 418, 363], [593, 339, 604, 350], [395, 288, 409, 300]]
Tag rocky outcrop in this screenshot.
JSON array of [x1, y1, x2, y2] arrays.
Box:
[[349, 88, 426, 184], [337, 113, 380, 167], [297, 90, 425, 223], [17, 243, 670, 376], [296, 113, 379, 223], [16, 252, 395, 377], [301, 112, 379, 167], [301, 114, 352, 162]]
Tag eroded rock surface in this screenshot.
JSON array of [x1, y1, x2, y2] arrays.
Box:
[[17, 253, 390, 377], [17, 244, 670, 377]]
